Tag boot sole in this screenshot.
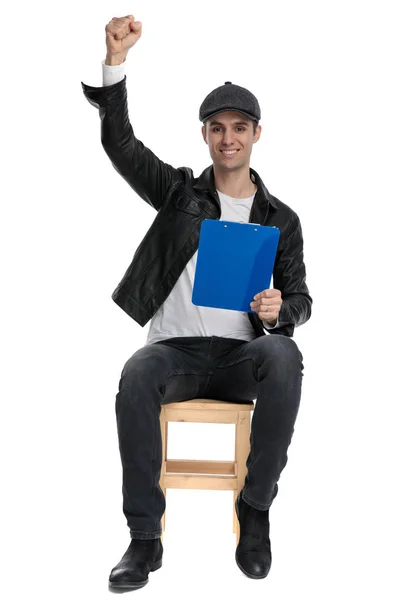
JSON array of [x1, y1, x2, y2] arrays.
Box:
[[235, 494, 270, 580], [108, 557, 162, 590]]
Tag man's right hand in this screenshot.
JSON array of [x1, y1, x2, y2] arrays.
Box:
[[105, 15, 142, 65]]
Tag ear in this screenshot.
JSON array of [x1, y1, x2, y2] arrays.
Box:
[[202, 124, 208, 144], [253, 124, 262, 143]]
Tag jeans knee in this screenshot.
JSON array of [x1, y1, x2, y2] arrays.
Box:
[[118, 346, 171, 398], [257, 335, 303, 368]]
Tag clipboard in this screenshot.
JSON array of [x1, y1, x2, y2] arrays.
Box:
[[192, 219, 280, 313]]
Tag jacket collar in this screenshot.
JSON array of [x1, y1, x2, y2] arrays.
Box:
[[193, 164, 278, 210]]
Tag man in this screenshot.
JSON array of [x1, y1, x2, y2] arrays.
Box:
[[81, 15, 312, 592]]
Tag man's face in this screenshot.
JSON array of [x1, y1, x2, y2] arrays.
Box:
[[201, 111, 261, 171]]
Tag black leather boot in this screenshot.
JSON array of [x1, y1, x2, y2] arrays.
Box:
[[235, 490, 272, 579], [108, 537, 163, 591]]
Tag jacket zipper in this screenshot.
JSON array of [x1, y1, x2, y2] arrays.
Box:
[[210, 190, 222, 218]]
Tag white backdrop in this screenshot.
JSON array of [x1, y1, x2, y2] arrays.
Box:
[[1, 1, 399, 598]]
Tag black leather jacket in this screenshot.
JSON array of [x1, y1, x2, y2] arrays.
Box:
[[81, 75, 313, 338]]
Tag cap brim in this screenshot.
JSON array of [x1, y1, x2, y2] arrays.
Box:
[[202, 108, 258, 123]]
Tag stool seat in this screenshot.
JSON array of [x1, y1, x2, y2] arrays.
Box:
[[159, 398, 254, 545]]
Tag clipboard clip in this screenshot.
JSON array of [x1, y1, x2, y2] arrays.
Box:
[[228, 222, 278, 228]]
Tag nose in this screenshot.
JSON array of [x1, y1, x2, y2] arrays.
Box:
[[222, 129, 235, 145]]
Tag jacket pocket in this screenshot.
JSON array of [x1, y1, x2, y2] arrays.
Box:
[[173, 193, 202, 216]]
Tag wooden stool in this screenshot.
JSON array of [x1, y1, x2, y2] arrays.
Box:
[[159, 398, 254, 545]]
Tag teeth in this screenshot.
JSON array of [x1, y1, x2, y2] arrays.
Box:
[[222, 150, 237, 154]]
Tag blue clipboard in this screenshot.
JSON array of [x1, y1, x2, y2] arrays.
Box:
[[192, 219, 280, 313]]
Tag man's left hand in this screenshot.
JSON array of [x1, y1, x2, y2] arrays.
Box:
[[250, 288, 282, 326]]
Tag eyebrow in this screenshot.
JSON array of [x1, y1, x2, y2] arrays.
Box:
[[209, 120, 250, 127]]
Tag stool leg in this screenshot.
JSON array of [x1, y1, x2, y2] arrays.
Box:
[[233, 490, 238, 534], [234, 411, 252, 545], [160, 413, 168, 536]]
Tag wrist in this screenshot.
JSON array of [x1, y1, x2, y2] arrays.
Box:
[[105, 54, 126, 66], [265, 318, 277, 327]]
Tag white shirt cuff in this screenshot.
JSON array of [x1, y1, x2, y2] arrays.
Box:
[[262, 318, 281, 329], [102, 59, 125, 87]]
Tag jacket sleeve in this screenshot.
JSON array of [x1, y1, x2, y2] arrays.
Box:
[[81, 75, 183, 211], [264, 213, 313, 336]]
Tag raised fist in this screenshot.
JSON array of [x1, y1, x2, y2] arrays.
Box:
[[105, 15, 142, 63]]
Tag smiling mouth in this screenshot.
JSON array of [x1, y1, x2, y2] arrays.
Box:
[[220, 150, 240, 156]]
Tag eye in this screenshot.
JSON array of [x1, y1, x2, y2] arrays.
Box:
[[212, 126, 246, 132]]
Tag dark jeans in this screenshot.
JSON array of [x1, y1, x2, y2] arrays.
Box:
[[115, 335, 304, 539]]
